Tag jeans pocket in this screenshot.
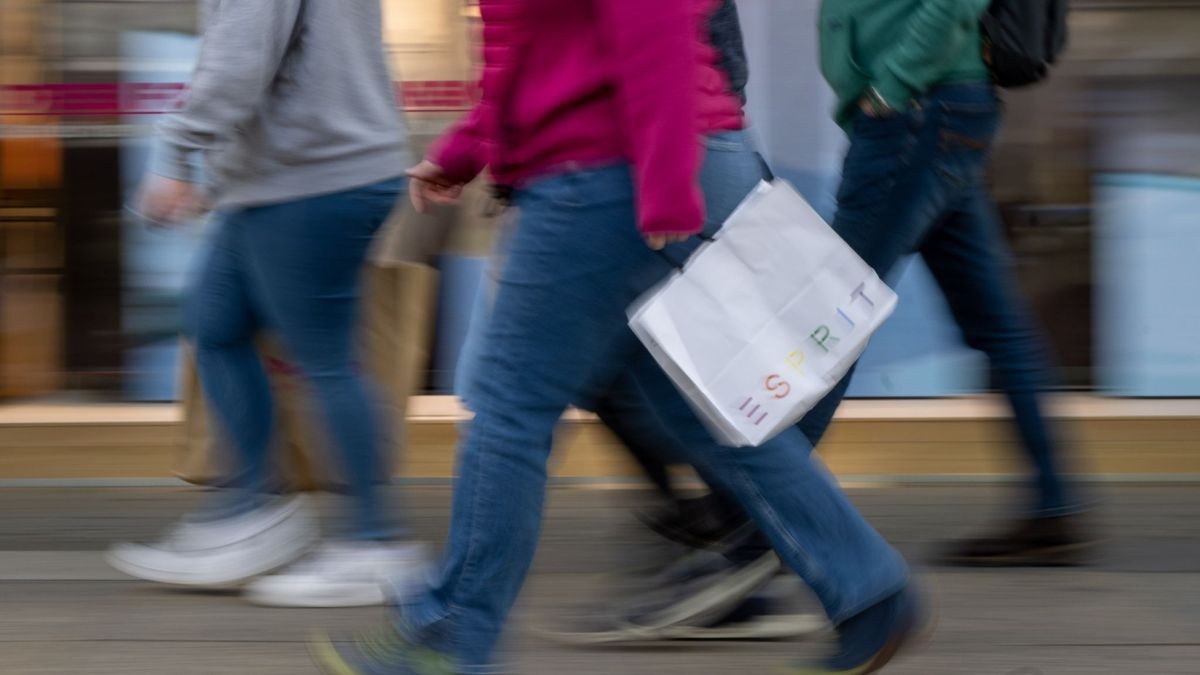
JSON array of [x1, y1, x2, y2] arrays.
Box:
[[837, 118, 915, 212], [934, 103, 1001, 188]]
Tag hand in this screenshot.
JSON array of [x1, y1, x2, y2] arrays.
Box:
[[643, 233, 691, 251], [859, 97, 887, 118], [136, 175, 204, 225], [406, 160, 464, 212]]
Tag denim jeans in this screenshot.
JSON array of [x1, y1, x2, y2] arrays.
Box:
[[455, 131, 781, 520], [802, 83, 1076, 517], [186, 177, 406, 541], [399, 159, 907, 672]]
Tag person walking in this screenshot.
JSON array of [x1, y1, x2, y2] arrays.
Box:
[[107, 0, 426, 607], [811, 0, 1094, 565], [312, 1, 928, 673], [451, 0, 812, 645]]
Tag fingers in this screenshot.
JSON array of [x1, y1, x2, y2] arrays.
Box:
[[410, 180, 463, 213], [645, 235, 667, 251], [407, 161, 463, 213], [428, 184, 463, 205], [643, 233, 691, 251], [410, 182, 427, 212]]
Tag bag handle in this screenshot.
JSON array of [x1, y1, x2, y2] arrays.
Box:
[[655, 232, 716, 271]]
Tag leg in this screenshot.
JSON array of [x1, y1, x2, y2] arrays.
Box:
[[107, 214, 319, 589], [626, 351, 909, 624], [397, 166, 679, 670], [595, 130, 773, 503], [595, 390, 681, 497], [919, 189, 1075, 517], [791, 103, 955, 447], [185, 214, 274, 511], [242, 179, 405, 541]]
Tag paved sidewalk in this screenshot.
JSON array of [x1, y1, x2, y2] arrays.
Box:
[[0, 485, 1197, 674]]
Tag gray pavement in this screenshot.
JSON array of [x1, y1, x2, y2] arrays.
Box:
[[0, 485, 1197, 674]]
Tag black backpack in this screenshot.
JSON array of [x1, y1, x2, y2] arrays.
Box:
[[981, 0, 1069, 88]]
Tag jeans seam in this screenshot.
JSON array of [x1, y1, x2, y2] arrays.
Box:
[[443, 385, 503, 665], [725, 456, 828, 597]]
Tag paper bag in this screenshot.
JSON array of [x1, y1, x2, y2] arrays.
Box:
[[629, 181, 898, 447]]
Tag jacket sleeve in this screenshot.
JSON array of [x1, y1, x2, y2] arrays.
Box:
[[427, 102, 488, 184], [871, 0, 991, 110], [595, 0, 705, 236], [150, 0, 304, 181]]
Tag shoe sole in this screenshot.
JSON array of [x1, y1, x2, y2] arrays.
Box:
[[245, 582, 387, 608], [105, 500, 316, 588], [940, 541, 1101, 568], [640, 552, 782, 629], [536, 553, 783, 647], [539, 613, 824, 646], [534, 621, 660, 646], [105, 535, 313, 589], [661, 613, 826, 641]]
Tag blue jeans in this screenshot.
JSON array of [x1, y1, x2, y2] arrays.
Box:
[[803, 83, 1075, 517], [399, 159, 907, 672], [455, 132, 786, 486], [186, 178, 406, 541]]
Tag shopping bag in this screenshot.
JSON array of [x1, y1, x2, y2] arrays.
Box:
[[629, 180, 898, 447]]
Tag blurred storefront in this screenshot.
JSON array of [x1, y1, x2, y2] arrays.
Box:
[[1, 0, 1199, 401]]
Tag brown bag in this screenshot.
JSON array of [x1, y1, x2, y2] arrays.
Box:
[[174, 261, 438, 491]]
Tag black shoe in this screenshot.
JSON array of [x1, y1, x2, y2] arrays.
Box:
[[940, 515, 1098, 567], [636, 494, 752, 550], [785, 585, 934, 674], [538, 548, 787, 645]]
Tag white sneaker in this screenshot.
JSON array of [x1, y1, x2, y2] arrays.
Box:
[[244, 541, 428, 608], [106, 495, 316, 588]]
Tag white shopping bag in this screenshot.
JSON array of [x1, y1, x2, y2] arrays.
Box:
[[629, 180, 898, 447]]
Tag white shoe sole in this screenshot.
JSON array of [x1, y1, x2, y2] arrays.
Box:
[[244, 580, 387, 608], [661, 613, 826, 641]]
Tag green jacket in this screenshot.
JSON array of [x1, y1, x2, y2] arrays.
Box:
[[819, 0, 992, 129]]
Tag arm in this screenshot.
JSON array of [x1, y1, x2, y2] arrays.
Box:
[[871, 0, 991, 110], [150, 0, 303, 181], [427, 104, 488, 184], [596, 0, 705, 236]]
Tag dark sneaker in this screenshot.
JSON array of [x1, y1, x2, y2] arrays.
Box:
[[309, 625, 454, 675], [659, 594, 824, 641], [542, 592, 822, 645], [636, 494, 753, 550], [940, 515, 1098, 567], [539, 548, 784, 645], [786, 585, 933, 675]]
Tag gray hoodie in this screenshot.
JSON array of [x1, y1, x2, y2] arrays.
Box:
[[152, 0, 410, 209]]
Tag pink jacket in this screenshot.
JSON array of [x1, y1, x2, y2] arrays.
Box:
[[429, 0, 744, 235]]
